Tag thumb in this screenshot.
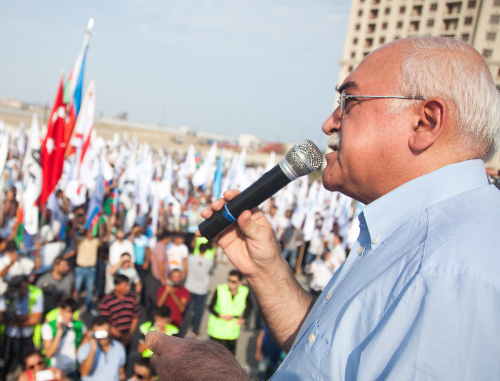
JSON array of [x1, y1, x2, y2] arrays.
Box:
[[237, 210, 267, 240]]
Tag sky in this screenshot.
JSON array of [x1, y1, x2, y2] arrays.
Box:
[[0, 0, 351, 148]]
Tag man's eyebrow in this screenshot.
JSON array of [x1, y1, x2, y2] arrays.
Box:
[[335, 81, 360, 94]]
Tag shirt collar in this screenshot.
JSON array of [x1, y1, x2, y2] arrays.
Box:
[[362, 159, 489, 250]]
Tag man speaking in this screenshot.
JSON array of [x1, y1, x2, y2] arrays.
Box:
[[146, 36, 500, 380]]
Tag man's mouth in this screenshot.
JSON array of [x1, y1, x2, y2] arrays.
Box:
[[327, 133, 340, 151]]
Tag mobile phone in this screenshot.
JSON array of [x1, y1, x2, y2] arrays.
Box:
[[92, 330, 109, 339], [36, 370, 55, 381]]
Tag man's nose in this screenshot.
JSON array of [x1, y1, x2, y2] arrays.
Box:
[[322, 108, 341, 135]]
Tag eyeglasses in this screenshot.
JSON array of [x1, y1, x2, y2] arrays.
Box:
[[338, 89, 425, 118], [133, 374, 149, 380], [26, 360, 44, 370]]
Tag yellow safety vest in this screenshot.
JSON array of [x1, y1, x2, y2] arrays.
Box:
[[207, 284, 249, 340], [139, 321, 179, 357], [192, 237, 215, 260]]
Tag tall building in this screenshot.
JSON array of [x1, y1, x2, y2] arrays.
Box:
[[338, 0, 500, 87]]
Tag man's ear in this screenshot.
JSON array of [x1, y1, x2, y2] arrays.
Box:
[[408, 98, 448, 153]]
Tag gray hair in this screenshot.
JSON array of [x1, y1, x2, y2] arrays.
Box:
[[388, 36, 500, 161]]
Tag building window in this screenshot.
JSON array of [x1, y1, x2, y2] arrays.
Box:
[[365, 38, 374, 48], [370, 9, 379, 19], [380, 36, 386, 44], [428, 19, 435, 27], [410, 21, 420, 32], [430, 3, 438, 11], [368, 24, 376, 33], [400, 6, 406, 14], [467, 0, 476, 8], [358, 9, 363, 16], [385, 7, 390, 15], [465, 16, 473, 25], [394, 35, 400, 40], [413, 5, 423, 16], [372, 0, 380, 4], [483, 49, 493, 58], [397, 21, 403, 29], [356, 23, 361, 30], [351, 51, 356, 58], [461, 33, 470, 42], [487, 32, 497, 41], [348, 66, 354, 72], [495, 0, 500, 6], [382, 22, 388, 29], [491, 15, 500, 24], [353, 38, 359, 44], [444, 18, 459, 30], [364, 52, 370, 57], [447, 2, 462, 14]]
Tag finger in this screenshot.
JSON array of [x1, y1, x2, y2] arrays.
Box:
[[146, 331, 182, 355], [237, 210, 265, 239], [222, 190, 241, 201], [185, 332, 197, 340]]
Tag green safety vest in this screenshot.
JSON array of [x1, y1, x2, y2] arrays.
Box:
[[192, 237, 215, 260], [207, 284, 249, 340], [29, 285, 44, 348], [47, 319, 84, 348], [139, 321, 179, 357], [0, 285, 43, 347]]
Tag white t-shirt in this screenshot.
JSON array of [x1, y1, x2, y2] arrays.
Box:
[[109, 240, 135, 265], [329, 244, 347, 271], [41, 318, 87, 372], [0, 255, 35, 294], [305, 259, 334, 292], [167, 243, 188, 272], [184, 255, 214, 295]]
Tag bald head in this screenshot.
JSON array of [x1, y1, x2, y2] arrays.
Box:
[[380, 36, 500, 161]]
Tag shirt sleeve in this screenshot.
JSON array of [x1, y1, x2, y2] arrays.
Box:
[[76, 342, 90, 363], [31, 292, 44, 313], [41, 323, 54, 341], [208, 289, 218, 317]]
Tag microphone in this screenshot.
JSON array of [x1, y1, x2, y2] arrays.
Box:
[[198, 140, 323, 240]]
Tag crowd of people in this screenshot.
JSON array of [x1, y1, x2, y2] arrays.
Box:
[[0, 125, 358, 380]]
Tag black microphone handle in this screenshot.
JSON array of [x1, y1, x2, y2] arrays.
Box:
[[199, 165, 292, 240]]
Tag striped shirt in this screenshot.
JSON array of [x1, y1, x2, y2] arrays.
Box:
[[98, 292, 140, 333]]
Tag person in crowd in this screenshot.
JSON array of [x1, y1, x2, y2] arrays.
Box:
[[138, 307, 179, 358], [303, 221, 325, 268], [36, 256, 74, 313], [18, 349, 68, 381], [254, 325, 282, 381], [304, 250, 335, 297], [182, 242, 214, 336], [206, 270, 252, 356], [156, 269, 190, 329], [77, 316, 126, 381], [166, 233, 188, 279], [146, 231, 171, 313], [129, 224, 150, 303], [98, 274, 140, 349], [146, 36, 500, 379], [328, 233, 346, 272], [280, 217, 302, 269], [107, 253, 142, 296], [41, 297, 86, 380], [0, 275, 43, 379], [0, 239, 40, 295], [73, 228, 110, 315], [106, 228, 135, 294], [129, 357, 157, 381]]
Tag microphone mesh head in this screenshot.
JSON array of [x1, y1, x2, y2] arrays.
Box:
[[285, 140, 323, 177]]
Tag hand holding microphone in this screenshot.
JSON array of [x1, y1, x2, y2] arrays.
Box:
[[198, 140, 323, 241]]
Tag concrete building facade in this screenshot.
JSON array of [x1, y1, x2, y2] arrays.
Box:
[[338, 0, 500, 86]]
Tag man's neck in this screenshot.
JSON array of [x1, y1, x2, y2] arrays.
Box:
[[51, 270, 63, 281], [113, 291, 126, 300]]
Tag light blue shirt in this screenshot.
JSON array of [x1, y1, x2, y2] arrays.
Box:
[[273, 160, 500, 380], [77, 339, 126, 381]]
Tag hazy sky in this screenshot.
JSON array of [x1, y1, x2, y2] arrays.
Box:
[[0, 0, 351, 147]]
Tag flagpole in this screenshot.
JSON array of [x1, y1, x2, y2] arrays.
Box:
[[66, 18, 94, 111]]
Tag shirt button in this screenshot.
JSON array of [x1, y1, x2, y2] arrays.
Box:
[[326, 293, 332, 300], [358, 247, 364, 255], [372, 237, 378, 244], [308, 334, 316, 342]]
